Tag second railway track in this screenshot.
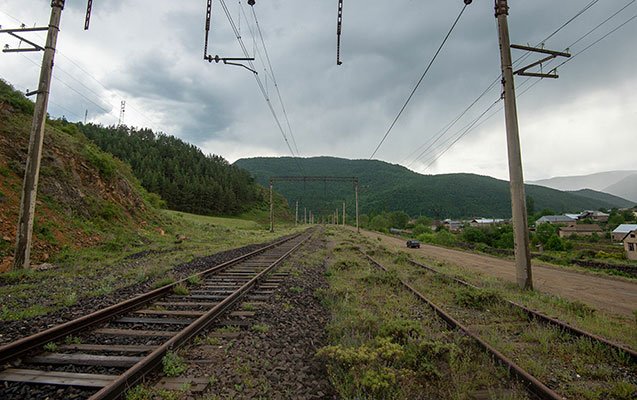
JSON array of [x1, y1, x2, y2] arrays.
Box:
[[0, 229, 313, 400], [359, 246, 637, 400]]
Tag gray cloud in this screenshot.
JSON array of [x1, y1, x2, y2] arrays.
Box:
[[1, 0, 635, 182]]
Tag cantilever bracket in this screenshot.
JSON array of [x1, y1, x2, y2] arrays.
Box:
[[511, 44, 570, 79], [205, 55, 257, 74], [0, 26, 48, 53]]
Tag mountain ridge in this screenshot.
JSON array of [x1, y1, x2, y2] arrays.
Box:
[[529, 170, 637, 202], [234, 156, 633, 218]]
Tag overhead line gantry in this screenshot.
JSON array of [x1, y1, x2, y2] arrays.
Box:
[[268, 176, 360, 234]]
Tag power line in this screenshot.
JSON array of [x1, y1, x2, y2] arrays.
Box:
[[217, 0, 304, 174], [401, 0, 619, 168], [369, 2, 470, 160], [1, 9, 168, 133], [249, 5, 301, 157], [415, 3, 637, 172]]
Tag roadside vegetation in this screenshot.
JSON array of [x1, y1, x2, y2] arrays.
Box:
[[356, 207, 637, 278]]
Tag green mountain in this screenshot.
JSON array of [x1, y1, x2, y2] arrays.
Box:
[[234, 156, 631, 219]]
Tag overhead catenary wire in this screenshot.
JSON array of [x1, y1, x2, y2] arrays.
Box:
[[369, 2, 470, 160], [1, 9, 168, 132], [217, 0, 305, 175], [414, 3, 636, 172], [248, 4, 301, 157], [402, 0, 625, 168]]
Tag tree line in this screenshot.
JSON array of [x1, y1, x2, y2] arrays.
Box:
[[78, 124, 263, 216]]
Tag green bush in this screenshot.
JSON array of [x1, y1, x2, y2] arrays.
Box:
[[454, 287, 503, 310], [162, 352, 187, 377]]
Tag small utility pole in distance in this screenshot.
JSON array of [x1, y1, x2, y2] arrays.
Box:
[[12, 0, 65, 270], [295, 200, 299, 226], [269, 179, 274, 232], [304, 208, 307, 224], [495, 0, 532, 290], [343, 201, 346, 226], [355, 182, 360, 233]]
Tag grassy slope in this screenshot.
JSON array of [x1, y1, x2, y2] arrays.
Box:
[[235, 156, 632, 218]]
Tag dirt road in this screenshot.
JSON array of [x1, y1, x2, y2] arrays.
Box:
[[355, 228, 637, 318]]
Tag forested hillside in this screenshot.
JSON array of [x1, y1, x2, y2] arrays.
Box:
[[0, 80, 158, 269], [235, 157, 633, 219], [79, 124, 263, 216]]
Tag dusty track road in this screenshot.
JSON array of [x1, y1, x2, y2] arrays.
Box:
[[354, 228, 637, 317]]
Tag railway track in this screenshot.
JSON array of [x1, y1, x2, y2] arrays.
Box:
[[0, 230, 312, 400], [359, 249, 637, 400]]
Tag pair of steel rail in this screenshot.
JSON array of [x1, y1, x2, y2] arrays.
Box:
[[360, 250, 636, 400], [0, 230, 312, 399]]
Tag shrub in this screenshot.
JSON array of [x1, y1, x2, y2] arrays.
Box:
[[162, 352, 187, 377], [454, 287, 503, 310]]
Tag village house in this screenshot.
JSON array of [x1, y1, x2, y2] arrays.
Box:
[[470, 218, 508, 227], [558, 224, 603, 238], [623, 230, 637, 261], [535, 215, 576, 226], [578, 210, 610, 222], [443, 219, 463, 232], [612, 224, 637, 242]]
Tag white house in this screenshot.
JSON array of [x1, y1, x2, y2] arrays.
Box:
[[536, 215, 576, 226], [612, 224, 637, 242], [623, 230, 637, 261]]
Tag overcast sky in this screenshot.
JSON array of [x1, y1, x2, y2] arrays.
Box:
[[1, 0, 635, 181]]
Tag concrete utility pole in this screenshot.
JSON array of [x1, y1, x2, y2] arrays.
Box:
[[13, 0, 65, 270], [343, 201, 346, 226], [304, 208, 307, 224], [295, 200, 298, 226], [355, 183, 360, 233], [269, 180, 274, 232], [495, 0, 532, 290]]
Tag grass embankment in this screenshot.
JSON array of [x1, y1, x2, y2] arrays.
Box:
[[317, 228, 529, 399], [0, 210, 304, 321], [358, 236, 637, 399]]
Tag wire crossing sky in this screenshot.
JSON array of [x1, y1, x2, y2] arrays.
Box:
[[0, 0, 635, 181]]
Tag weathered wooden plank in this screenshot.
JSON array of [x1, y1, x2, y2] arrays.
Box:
[[115, 316, 194, 325], [58, 344, 154, 353], [29, 353, 142, 368], [0, 368, 117, 387], [133, 309, 204, 317], [94, 328, 177, 338], [153, 301, 218, 307]]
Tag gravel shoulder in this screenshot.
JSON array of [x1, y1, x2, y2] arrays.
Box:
[[354, 227, 637, 318]]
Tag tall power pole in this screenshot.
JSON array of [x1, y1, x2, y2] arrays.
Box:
[[295, 200, 298, 226], [495, 0, 532, 290], [13, 0, 65, 270], [118, 100, 126, 126]]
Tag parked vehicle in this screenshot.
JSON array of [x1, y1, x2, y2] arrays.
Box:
[[406, 239, 421, 249]]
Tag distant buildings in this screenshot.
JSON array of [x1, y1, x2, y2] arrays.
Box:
[[623, 230, 637, 261], [612, 224, 637, 242], [536, 215, 577, 226], [578, 210, 610, 223], [558, 224, 603, 238], [470, 218, 508, 227]]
